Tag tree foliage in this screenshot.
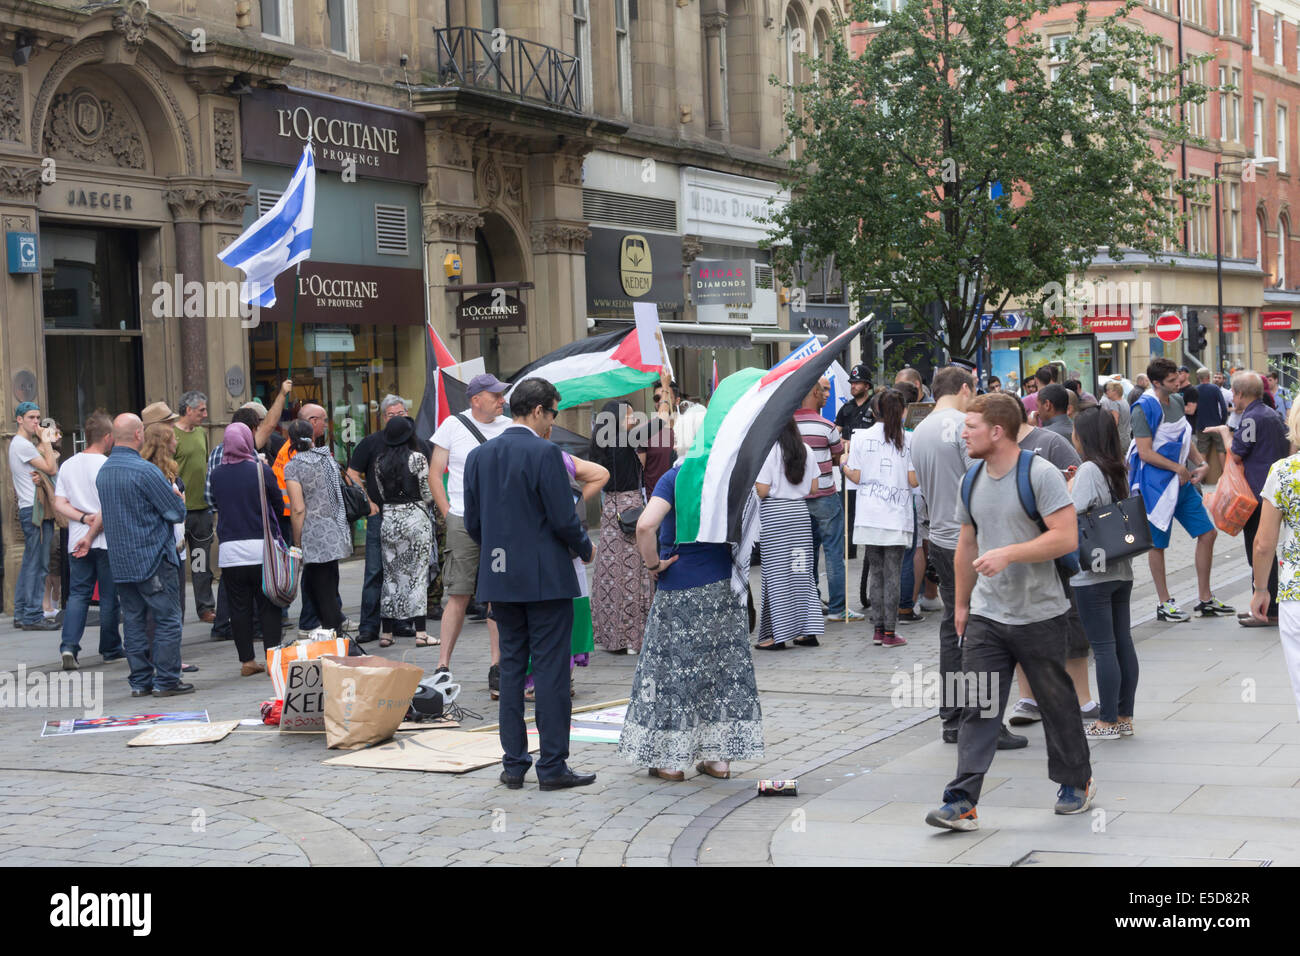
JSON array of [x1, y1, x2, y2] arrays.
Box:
[[766, 0, 1213, 360]]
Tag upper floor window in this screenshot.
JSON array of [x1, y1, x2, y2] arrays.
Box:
[[1219, 0, 1240, 34], [326, 0, 359, 60], [572, 0, 593, 113], [1255, 96, 1265, 155], [1186, 0, 1206, 25], [1253, 3, 1260, 54], [261, 0, 293, 41], [1276, 14, 1284, 63], [616, 0, 632, 119], [1279, 103, 1289, 171], [1049, 34, 1070, 83]]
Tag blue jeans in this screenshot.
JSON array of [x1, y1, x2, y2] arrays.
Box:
[[60, 549, 121, 659], [16, 507, 52, 625], [899, 520, 918, 611], [116, 560, 184, 692], [1074, 579, 1138, 724], [807, 494, 846, 615], [360, 512, 383, 637]]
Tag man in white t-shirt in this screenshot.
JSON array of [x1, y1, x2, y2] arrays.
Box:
[[53, 412, 120, 668], [9, 401, 60, 629], [430, 373, 513, 696]]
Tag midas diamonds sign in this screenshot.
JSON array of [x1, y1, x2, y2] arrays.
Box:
[[693, 259, 754, 306]]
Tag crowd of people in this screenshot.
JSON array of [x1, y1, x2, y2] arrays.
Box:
[[11, 349, 1300, 806]]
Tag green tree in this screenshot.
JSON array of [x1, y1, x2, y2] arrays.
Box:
[[767, 0, 1212, 361]]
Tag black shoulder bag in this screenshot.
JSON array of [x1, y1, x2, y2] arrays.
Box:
[[614, 446, 646, 536]]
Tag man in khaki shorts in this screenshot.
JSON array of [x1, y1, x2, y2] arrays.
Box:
[[430, 374, 513, 697]]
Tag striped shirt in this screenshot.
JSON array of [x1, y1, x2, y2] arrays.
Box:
[[95, 446, 187, 583], [794, 408, 844, 499]]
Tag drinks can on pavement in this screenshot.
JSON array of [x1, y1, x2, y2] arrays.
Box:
[[757, 779, 798, 796]]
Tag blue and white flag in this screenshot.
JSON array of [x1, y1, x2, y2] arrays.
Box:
[[772, 334, 821, 371], [218, 143, 315, 309], [823, 360, 850, 421]]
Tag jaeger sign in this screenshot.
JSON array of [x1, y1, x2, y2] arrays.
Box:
[[241, 89, 427, 184]]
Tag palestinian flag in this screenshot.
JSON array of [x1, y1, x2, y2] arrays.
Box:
[[507, 327, 662, 410], [675, 318, 871, 544], [414, 322, 458, 439]]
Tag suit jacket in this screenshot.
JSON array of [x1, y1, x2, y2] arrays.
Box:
[[463, 424, 593, 603]]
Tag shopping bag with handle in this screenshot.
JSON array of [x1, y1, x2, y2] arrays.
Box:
[[1205, 453, 1258, 536], [267, 633, 350, 700]]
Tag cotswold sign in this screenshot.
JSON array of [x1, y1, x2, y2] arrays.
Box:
[[241, 89, 426, 184], [456, 290, 527, 330], [264, 262, 425, 325]]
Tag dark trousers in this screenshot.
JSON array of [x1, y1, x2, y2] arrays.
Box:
[[845, 490, 858, 560], [493, 598, 574, 779], [116, 562, 183, 692], [145, 557, 185, 642], [60, 549, 121, 658], [1074, 580, 1138, 724], [945, 613, 1092, 805], [360, 513, 383, 637], [1244, 505, 1280, 617], [183, 508, 215, 614], [929, 543, 962, 732], [223, 564, 282, 664], [301, 561, 343, 632]]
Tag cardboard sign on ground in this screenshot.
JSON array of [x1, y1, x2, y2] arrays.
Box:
[[397, 719, 460, 731], [280, 659, 325, 733], [323, 729, 536, 774], [128, 720, 240, 747], [527, 703, 627, 744]]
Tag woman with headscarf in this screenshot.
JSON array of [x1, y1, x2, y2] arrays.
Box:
[[588, 400, 652, 653], [374, 415, 436, 648], [284, 419, 351, 634], [619, 404, 765, 781], [208, 422, 286, 675]]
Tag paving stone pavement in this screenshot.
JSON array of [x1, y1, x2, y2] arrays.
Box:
[[0, 521, 1279, 866]]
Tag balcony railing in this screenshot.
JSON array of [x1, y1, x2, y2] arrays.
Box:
[[433, 26, 582, 113]]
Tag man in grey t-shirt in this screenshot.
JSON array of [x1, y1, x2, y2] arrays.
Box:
[[913, 367, 1027, 747], [1100, 380, 1131, 449], [925, 393, 1094, 831]]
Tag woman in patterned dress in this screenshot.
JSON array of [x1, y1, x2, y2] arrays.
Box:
[[283, 420, 352, 635], [589, 401, 652, 653], [618, 405, 764, 781], [1250, 400, 1300, 719], [373, 416, 436, 648]]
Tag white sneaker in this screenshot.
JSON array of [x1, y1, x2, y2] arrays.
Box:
[[917, 596, 943, 612], [1008, 699, 1042, 725], [826, 608, 866, 622]]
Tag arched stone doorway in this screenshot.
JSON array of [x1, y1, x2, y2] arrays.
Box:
[[470, 210, 530, 376]]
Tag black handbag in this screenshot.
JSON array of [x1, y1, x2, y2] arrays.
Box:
[[612, 441, 645, 535], [340, 472, 370, 523], [1077, 492, 1153, 567]]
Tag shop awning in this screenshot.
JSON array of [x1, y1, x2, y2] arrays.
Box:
[[751, 330, 831, 345], [591, 320, 757, 350]]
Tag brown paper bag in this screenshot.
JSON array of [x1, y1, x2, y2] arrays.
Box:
[[321, 655, 424, 750]]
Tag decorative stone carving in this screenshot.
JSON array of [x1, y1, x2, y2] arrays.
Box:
[[0, 166, 43, 203], [424, 210, 484, 243], [682, 234, 704, 265], [702, 11, 729, 32], [112, 0, 151, 52], [3, 215, 33, 232], [479, 156, 501, 203], [530, 222, 591, 254], [446, 137, 469, 168], [502, 166, 523, 208], [44, 87, 146, 169], [0, 74, 21, 143], [163, 185, 205, 221], [556, 154, 583, 186], [203, 187, 250, 222], [213, 109, 236, 170]]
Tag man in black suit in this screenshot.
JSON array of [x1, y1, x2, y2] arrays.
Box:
[[464, 377, 597, 791]]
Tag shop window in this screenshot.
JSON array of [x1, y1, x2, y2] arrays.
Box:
[[261, 0, 293, 41], [374, 204, 409, 256]]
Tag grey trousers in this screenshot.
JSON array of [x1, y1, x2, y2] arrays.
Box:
[[862, 544, 905, 630], [944, 613, 1092, 806]]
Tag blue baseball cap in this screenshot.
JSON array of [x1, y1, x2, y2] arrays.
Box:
[[466, 373, 508, 398], [15, 401, 38, 417]]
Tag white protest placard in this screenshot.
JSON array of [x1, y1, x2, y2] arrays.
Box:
[[280, 658, 326, 733], [633, 302, 663, 368], [445, 357, 486, 383]]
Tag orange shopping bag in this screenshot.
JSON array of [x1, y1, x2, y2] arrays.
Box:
[[267, 635, 350, 700], [1205, 454, 1258, 536]]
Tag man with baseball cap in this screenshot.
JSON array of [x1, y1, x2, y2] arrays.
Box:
[[10, 400, 60, 629], [835, 364, 875, 563], [430, 373, 513, 696]]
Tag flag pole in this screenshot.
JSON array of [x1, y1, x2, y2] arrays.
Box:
[[287, 261, 301, 380]]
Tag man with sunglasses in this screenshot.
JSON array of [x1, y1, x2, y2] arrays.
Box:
[[465, 377, 596, 791]]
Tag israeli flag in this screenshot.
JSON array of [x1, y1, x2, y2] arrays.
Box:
[[771, 334, 822, 370], [823, 360, 851, 420], [218, 143, 315, 309]]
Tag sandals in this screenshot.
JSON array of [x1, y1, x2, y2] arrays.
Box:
[[696, 760, 731, 779], [649, 768, 685, 781], [415, 635, 440, 647], [754, 640, 785, 651], [378, 636, 395, 648]]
